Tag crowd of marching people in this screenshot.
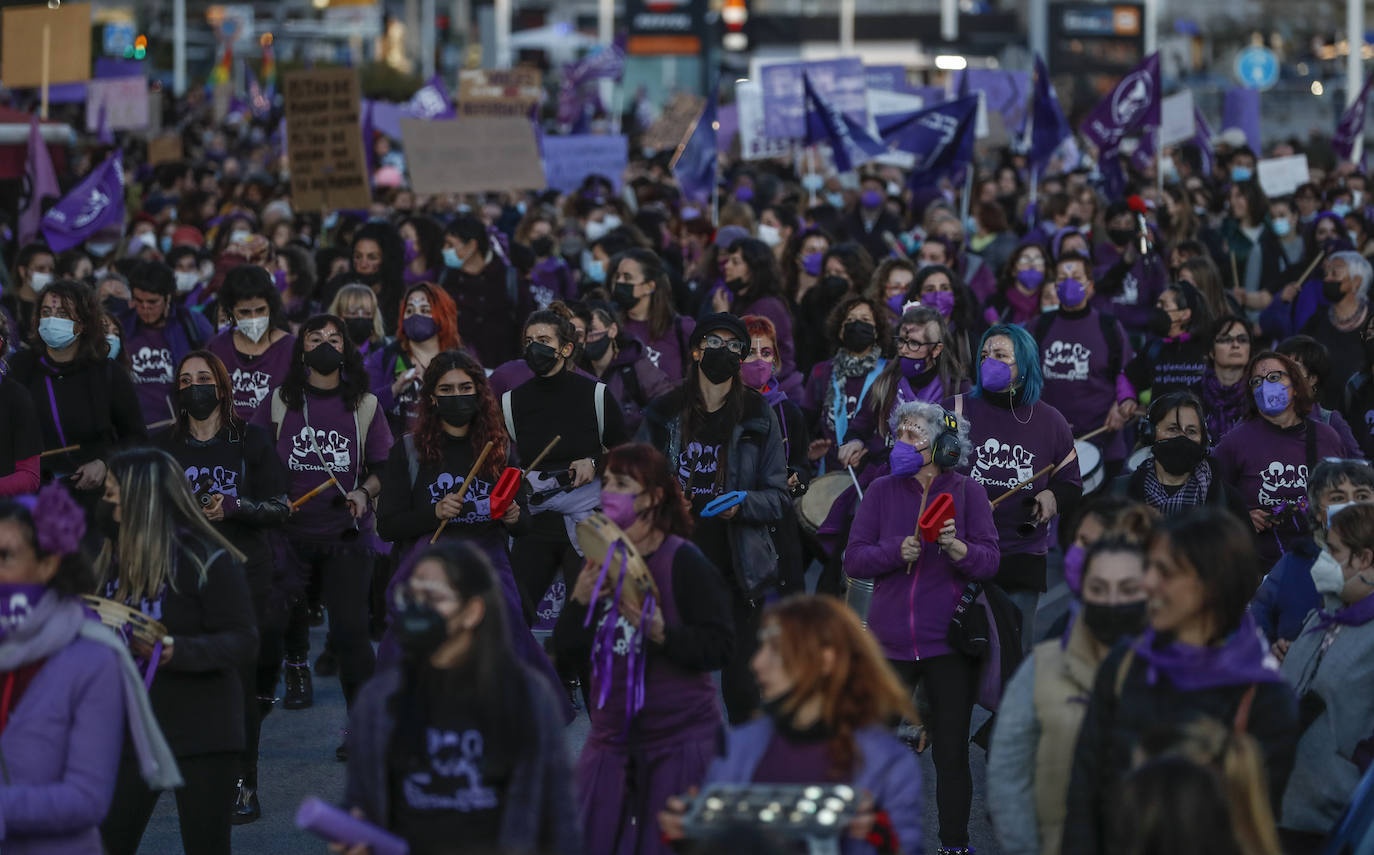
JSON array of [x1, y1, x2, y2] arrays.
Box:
[[4, 79, 1374, 855]]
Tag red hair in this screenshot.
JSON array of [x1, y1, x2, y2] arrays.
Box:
[[604, 443, 693, 538], [413, 350, 506, 481], [742, 313, 777, 345], [396, 282, 462, 353]]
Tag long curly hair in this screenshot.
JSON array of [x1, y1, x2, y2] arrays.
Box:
[[394, 282, 462, 351], [412, 350, 506, 480], [764, 596, 917, 781]]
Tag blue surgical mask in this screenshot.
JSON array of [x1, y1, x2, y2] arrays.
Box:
[[105, 334, 121, 359], [38, 317, 77, 350], [87, 241, 116, 258], [583, 257, 606, 284], [442, 246, 466, 269], [826, 192, 845, 209], [1272, 218, 1292, 238], [1333, 202, 1353, 218], [160, 235, 173, 253], [1231, 166, 1253, 183], [801, 173, 825, 192]]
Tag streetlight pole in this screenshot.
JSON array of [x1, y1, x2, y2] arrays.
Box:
[[1350, 0, 1365, 164]]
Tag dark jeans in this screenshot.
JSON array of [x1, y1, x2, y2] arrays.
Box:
[[722, 591, 762, 724], [102, 749, 238, 855], [889, 653, 978, 848], [510, 511, 583, 627], [282, 538, 377, 707]]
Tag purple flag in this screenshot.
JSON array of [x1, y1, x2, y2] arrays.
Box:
[[880, 95, 980, 189], [1082, 53, 1160, 197], [1222, 88, 1262, 155], [673, 93, 718, 205], [1193, 107, 1215, 177], [1334, 71, 1374, 163], [570, 35, 626, 84], [1027, 54, 1071, 172], [406, 75, 456, 120], [41, 153, 125, 253], [19, 115, 60, 246], [803, 72, 886, 173]]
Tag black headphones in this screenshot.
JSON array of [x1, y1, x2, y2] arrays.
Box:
[[1137, 390, 1210, 449], [930, 408, 963, 469]]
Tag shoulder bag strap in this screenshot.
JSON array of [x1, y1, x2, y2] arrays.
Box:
[[501, 390, 517, 445]]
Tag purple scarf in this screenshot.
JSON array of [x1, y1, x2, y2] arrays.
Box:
[[1202, 368, 1249, 441], [1308, 591, 1374, 633], [1133, 613, 1285, 691]]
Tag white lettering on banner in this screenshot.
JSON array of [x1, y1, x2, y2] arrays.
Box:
[[288, 426, 352, 473], [973, 438, 1037, 490], [131, 346, 174, 384], [1258, 461, 1308, 507], [1043, 340, 1092, 382], [183, 465, 240, 498], [231, 369, 274, 409]]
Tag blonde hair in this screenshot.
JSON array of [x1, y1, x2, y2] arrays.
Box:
[[327, 283, 386, 345]]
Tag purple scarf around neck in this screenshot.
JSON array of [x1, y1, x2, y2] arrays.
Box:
[[1308, 590, 1374, 634], [1133, 613, 1284, 692]]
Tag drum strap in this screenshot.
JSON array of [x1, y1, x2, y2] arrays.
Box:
[[828, 361, 885, 473]]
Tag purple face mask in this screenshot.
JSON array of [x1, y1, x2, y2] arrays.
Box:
[[601, 491, 639, 530], [735, 186, 755, 203], [740, 359, 773, 390], [402, 314, 438, 342], [1056, 277, 1087, 308], [801, 252, 824, 277], [923, 290, 956, 318], [273, 268, 289, 291], [1254, 380, 1290, 416], [0, 583, 46, 639], [403, 239, 421, 264], [1063, 544, 1085, 595], [1015, 269, 1045, 290], [860, 189, 884, 209], [889, 441, 927, 477], [899, 356, 926, 380], [980, 357, 1013, 392]]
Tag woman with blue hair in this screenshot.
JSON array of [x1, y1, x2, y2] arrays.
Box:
[[945, 323, 1081, 651]]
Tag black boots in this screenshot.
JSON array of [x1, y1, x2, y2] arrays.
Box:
[[283, 660, 313, 710], [231, 778, 261, 824]]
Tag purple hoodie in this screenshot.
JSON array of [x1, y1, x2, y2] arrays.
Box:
[[845, 469, 1000, 661], [1090, 241, 1168, 334]]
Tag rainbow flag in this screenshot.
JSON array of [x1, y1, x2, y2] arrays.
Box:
[[209, 45, 232, 88], [261, 41, 276, 100]]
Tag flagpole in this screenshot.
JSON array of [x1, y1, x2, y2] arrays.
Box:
[[1156, 126, 1164, 195], [40, 22, 51, 120], [959, 164, 974, 228]]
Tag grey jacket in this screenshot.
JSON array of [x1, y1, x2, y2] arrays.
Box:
[[1280, 596, 1374, 833], [639, 384, 790, 597], [342, 665, 581, 855]]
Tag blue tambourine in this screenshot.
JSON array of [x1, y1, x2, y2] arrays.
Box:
[[701, 491, 747, 518]]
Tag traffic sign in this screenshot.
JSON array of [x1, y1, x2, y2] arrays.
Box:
[[1235, 46, 1279, 91]]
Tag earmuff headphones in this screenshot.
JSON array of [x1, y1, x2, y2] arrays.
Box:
[[1137, 390, 1210, 449], [930, 408, 963, 469]]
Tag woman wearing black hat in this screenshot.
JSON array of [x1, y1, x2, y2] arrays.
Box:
[[640, 312, 790, 724]]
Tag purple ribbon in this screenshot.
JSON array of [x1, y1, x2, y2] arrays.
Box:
[[145, 640, 162, 690], [43, 374, 68, 448], [583, 540, 655, 735]]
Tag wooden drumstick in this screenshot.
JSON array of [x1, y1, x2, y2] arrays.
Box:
[[430, 441, 495, 544], [40, 444, 80, 458], [290, 476, 339, 510], [1229, 251, 1241, 291], [523, 435, 562, 476], [1294, 250, 1326, 289], [147, 418, 176, 430]]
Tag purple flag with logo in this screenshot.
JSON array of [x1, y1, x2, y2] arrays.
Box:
[[803, 72, 886, 172], [880, 95, 979, 189], [41, 153, 125, 253], [1334, 70, 1374, 163], [673, 93, 718, 205], [1027, 54, 1071, 172], [1082, 53, 1160, 196], [19, 116, 60, 246], [406, 74, 456, 120]]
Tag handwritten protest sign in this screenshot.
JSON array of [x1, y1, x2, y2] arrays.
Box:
[[147, 134, 184, 165], [86, 77, 149, 132], [643, 93, 705, 152], [542, 135, 628, 192], [401, 117, 545, 195], [283, 68, 371, 212], [1257, 154, 1310, 198], [458, 68, 543, 117], [2, 2, 92, 89]]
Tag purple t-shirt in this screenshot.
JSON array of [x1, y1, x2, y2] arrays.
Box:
[[949, 393, 1081, 555], [252, 388, 394, 540], [207, 330, 298, 421], [1091, 242, 1168, 333], [621, 315, 694, 384], [1037, 310, 1133, 462], [125, 324, 177, 425], [751, 733, 838, 784]]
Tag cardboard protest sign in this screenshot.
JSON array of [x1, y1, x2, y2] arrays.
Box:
[[542, 135, 628, 192], [458, 68, 542, 117], [736, 80, 790, 162], [643, 93, 705, 153], [2, 2, 93, 89], [147, 134, 184, 165], [1257, 154, 1310, 198], [1160, 90, 1195, 147], [400, 117, 545, 195], [283, 68, 371, 212], [86, 77, 149, 133]]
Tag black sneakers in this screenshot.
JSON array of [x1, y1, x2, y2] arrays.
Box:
[[283, 661, 313, 710], [231, 779, 260, 825]]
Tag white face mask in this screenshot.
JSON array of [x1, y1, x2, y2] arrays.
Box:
[[29, 271, 52, 293], [174, 271, 200, 293], [237, 316, 270, 343], [230, 229, 253, 244], [1311, 548, 1347, 596], [757, 223, 782, 248]]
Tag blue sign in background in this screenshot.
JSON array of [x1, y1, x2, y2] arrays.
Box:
[[760, 57, 868, 141], [542, 135, 629, 193], [1235, 46, 1279, 91]]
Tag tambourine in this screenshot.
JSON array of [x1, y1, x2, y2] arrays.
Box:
[[574, 512, 660, 614], [81, 595, 172, 689]]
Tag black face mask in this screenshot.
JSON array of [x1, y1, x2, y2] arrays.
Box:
[[1146, 307, 1175, 338], [611, 282, 640, 311], [724, 277, 748, 295], [304, 342, 344, 375], [530, 236, 554, 257], [524, 340, 561, 376], [103, 295, 129, 316], [584, 334, 613, 362], [1081, 600, 1148, 648], [699, 346, 741, 384], [818, 275, 850, 301], [1107, 227, 1136, 247], [177, 384, 220, 421], [1153, 434, 1206, 476], [344, 317, 374, 346], [396, 600, 449, 661], [1323, 278, 1347, 303], [841, 320, 877, 352], [435, 393, 480, 428]]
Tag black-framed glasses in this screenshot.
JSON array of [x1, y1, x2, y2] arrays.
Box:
[[897, 337, 937, 353], [1215, 334, 1250, 346], [702, 334, 746, 354], [1249, 370, 1289, 388]]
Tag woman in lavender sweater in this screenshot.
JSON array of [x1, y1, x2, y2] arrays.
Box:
[[845, 400, 999, 854]]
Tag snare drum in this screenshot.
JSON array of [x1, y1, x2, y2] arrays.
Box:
[[1075, 440, 1104, 494], [843, 575, 875, 626], [796, 472, 852, 535], [1125, 445, 1151, 473]]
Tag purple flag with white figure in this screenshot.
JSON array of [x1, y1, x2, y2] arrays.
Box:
[[880, 95, 979, 189], [19, 115, 60, 246], [41, 152, 125, 253], [803, 72, 886, 173], [1334, 70, 1374, 163], [1027, 54, 1071, 172], [406, 74, 456, 120], [1081, 53, 1160, 197]]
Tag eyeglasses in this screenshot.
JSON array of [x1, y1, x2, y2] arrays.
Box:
[[702, 334, 746, 354], [1248, 370, 1289, 388], [1215, 334, 1250, 346], [897, 337, 937, 353]]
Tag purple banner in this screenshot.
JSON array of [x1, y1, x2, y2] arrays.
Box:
[[760, 57, 867, 140]]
